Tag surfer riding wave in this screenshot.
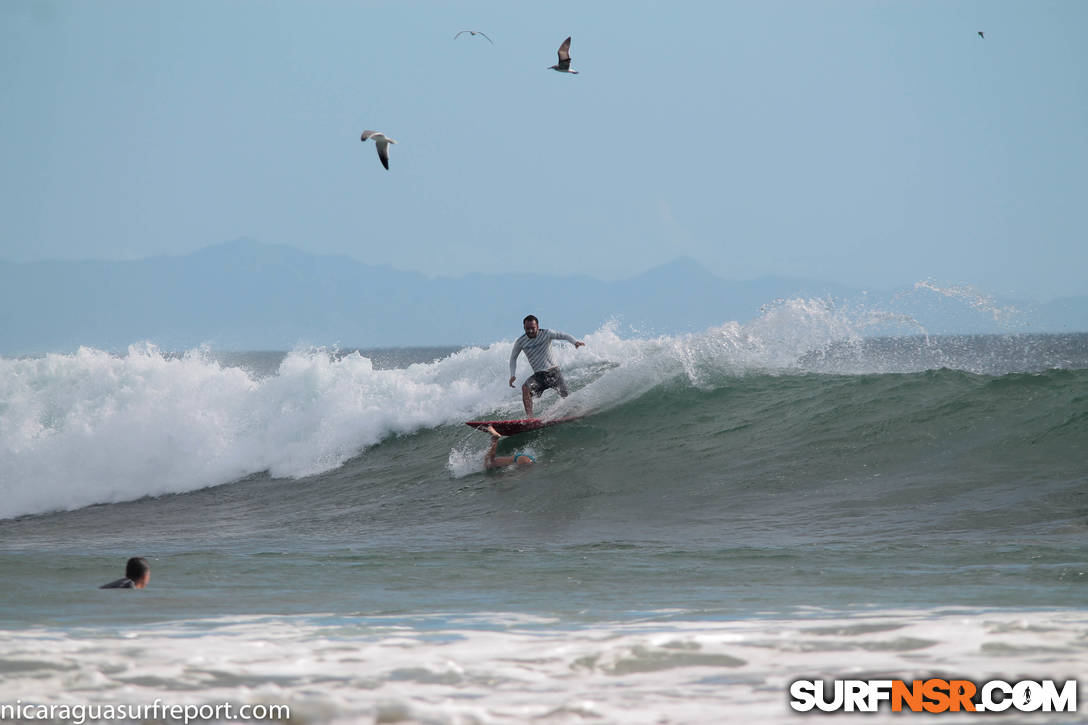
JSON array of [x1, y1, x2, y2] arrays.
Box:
[[508, 315, 585, 416]]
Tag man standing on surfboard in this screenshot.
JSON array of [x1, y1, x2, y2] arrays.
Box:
[[509, 315, 585, 416]]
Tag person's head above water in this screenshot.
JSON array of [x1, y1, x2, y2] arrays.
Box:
[[126, 557, 151, 586], [522, 315, 539, 338], [101, 556, 151, 589]]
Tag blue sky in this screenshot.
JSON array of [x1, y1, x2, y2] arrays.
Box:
[[2, 0, 1085, 300]]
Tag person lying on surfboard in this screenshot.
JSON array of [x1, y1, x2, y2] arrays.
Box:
[[483, 425, 535, 468], [508, 315, 585, 416]]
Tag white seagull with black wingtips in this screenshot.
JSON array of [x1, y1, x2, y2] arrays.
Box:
[[360, 130, 397, 171]]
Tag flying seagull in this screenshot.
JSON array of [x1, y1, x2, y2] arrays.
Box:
[[454, 30, 493, 44], [360, 130, 397, 171], [978, 31, 985, 39], [548, 36, 578, 74]]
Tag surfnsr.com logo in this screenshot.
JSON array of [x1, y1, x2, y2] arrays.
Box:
[[789, 679, 1078, 713]]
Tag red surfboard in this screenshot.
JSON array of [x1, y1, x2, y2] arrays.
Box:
[[465, 416, 581, 436]]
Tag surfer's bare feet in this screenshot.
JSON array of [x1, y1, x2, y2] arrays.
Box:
[[485, 425, 501, 438]]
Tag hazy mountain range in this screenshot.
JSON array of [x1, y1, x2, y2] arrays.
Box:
[[2, 239, 1085, 354]]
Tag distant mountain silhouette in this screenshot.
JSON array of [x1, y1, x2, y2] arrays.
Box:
[[1, 239, 1083, 354]]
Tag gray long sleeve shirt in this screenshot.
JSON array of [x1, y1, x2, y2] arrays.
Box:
[[509, 329, 578, 377]]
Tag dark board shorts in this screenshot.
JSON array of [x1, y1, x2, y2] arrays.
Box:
[[525, 368, 569, 398]]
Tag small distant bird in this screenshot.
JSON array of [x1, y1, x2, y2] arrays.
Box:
[[360, 130, 397, 171], [548, 36, 578, 74], [978, 31, 985, 39], [454, 30, 493, 44]]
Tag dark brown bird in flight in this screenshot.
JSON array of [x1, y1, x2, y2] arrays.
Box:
[[548, 36, 578, 74]]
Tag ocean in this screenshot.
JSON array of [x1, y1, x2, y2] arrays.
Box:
[[1, 303, 1086, 723]]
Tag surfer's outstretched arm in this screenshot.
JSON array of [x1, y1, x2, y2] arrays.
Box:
[[553, 330, 585, 348], [509, 339, 524, 386]]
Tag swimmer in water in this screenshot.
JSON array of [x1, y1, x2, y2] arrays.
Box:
[[483, 425, 535, 469], [100, 556, 151, 589]]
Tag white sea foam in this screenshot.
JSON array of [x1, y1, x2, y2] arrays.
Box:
[[0, 302, 1025, 519], [0, 608, 1083, 724], [0, 343, 516, 519], [901, 279, 1023, 325]]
